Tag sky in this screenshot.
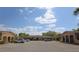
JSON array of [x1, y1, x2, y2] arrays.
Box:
[[0, 7, 77, 35]]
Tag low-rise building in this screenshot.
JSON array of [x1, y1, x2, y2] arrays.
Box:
[[25, 35, 53, 41], [60, 31, 79, 44], [0, 31, 16, 44]]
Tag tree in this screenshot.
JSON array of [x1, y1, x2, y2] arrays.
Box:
[[72, 29, 76, 31], [72, 28, 79, 31], [42, 31, 56, 36], [74, 8, 79, 15], [19, 33, 29, 38], [73, 8, 79, 30], [42, 31, 60, 40]]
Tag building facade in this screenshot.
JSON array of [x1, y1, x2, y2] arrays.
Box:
[[0, 31, 16, 44], [60, 31, 79, 44], [25, 35, 53, 41]]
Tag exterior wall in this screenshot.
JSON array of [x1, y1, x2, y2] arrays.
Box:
[[28, 36, 53, 41], [0, 31, 16, 44], [74, 38, 79, 44], [73, 33, 79, 44], [61, 31, 79, 44], [0, 32, 3, 43], [60, 31, 79, 44]]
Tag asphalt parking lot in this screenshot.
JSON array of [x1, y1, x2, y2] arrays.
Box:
[[0, 41, 79, 52]]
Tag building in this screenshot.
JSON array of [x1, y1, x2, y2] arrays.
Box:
[[60, 31, 79, 44], [0, 31, 16, 44], [25, 35, 53, 41]]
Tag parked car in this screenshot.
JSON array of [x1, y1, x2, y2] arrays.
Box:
[[44, 39, 52, 41], [14, 39, 25, 43], [24, 39, 30, 42], [14, 39, 30, 43]]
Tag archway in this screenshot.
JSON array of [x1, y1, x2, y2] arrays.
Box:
[[70, 35, 74, 44], [66, 35, 69, 43], [8, 37, 11, 43]]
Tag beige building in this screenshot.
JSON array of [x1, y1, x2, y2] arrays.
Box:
[[0, 31, 16, 44], [60, 31, 79, 44]]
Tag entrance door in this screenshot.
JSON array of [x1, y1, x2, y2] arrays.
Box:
[[8, 37, 11, 43], [63, 36, 65, 42], [66, 35, 69, 43], [70, 35, 74, 44]]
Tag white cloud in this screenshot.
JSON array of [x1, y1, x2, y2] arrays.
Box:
[[19, 9, 24, 14], [38, 7, 55, 10], [0, 8, 66, 35], [35, 7, 56, 24], [47, 24, 56, 28], [35, 16, 56, 24], [0, 24, 43, 35], [54, 27, 66, 33], [13, 26, 43, 35], [0, 24, 10, 31], [44, 26, 66, 33], [0, 24, 66, 35], [18, 8, 34, 20], [35, 7, 66, 33], [44, 24, 56, 31], [19, 8, 34, 14]]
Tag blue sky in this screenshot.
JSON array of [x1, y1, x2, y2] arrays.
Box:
[[0, 7, 77, 35]]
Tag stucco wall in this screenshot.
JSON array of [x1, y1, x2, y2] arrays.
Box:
[[0, 31, 16, 44], [61, 31, 79, 44]]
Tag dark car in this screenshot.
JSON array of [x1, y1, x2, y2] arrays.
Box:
[[44, 39, 52, 41], [24, 39, 30, 42], [14, 39, 25, 43]]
